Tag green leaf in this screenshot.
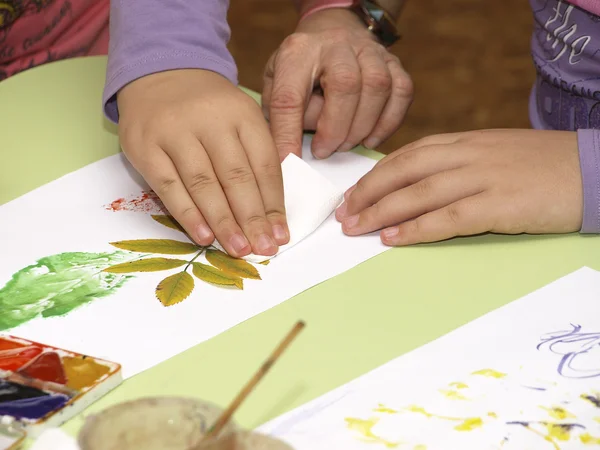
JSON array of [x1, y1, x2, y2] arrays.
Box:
[[205, 249, 261, 280], [0, 251, 133, 331], [109, 239, 198, 255], [155, 271, 195, 306], [192, 262, 243, 289], [151, 215, 186, 233], [103, 257, 187, 273]]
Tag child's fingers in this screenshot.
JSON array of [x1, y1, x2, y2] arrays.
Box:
[[240, 114, 290, 247], [337, 144, 468, 221], [162, 135, 255, 258], [201, 129, 278, 257], [380, 193, 492, 246], [372, 132, 463, 170], [132, 146, 215, 247], [341, 168, 483, 236]]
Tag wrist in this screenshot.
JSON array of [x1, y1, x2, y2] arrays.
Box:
[[298, 0, 402, 47], [298, 0, 353, 22], [296, 7, 368, 34]]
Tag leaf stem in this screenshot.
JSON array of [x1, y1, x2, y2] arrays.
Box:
[[184, 248, 205, 272]]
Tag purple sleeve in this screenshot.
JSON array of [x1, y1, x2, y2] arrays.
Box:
[[103, 0, 238, 123], [578, 129, 600, 234]]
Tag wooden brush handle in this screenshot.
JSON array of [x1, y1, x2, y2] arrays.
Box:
[[204, 321, 306, 441]]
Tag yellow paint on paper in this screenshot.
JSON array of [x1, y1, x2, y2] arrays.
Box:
[[540, 406, 575, 420], [406, 405, 460, 422], [521, 426, 561, 450], [545, 424, 572, 441], [454, 417, 483, 431], [406, 406, 436, 419], [345, 417, 399, 448], [594, 417, 600, 424], [471, 369, 506, 378], [580, 433, 600, 445], [413, 445, 427, 450], [487, 412, 498, 418], [374, 404, 398, 414], [439, 389, 468, 400], [449, 382, 468, 389], [405, 405, 483, 432]]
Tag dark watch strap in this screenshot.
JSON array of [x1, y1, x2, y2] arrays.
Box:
[[350, 0, 400, 46]]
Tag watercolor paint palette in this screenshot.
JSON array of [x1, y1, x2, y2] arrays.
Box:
[[0, 335, 121, 438]]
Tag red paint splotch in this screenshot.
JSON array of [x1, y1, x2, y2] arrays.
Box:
[[18, 351, 67, 385], [105, 191, 167, 214]]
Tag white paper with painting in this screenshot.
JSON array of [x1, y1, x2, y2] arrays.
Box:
[[0, 136, 388, 378], [259, 267, 600, 449]]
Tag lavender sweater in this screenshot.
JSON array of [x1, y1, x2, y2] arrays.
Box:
[[103, 0, 600, 234]]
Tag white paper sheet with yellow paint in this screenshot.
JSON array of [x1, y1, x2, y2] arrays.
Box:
[[0, 136, 388, 379], [259, 267, 600, 449]]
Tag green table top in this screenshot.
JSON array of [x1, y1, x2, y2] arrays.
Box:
[[1, 56, 598, 442]]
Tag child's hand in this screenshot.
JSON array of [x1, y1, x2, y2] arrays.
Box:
[[262, 8, 413, 160], [116, 69, 289, 258], [336, 129, 583, 245]]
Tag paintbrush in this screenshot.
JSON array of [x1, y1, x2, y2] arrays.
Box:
[[201, 320, 306, 444], [0, 370, 78, 397]]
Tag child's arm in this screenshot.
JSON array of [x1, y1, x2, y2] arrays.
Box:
[[578, 129, 600, 234], [335, 129, 595, 245], [103, 1, 289, 259], [103, 0, 237, 122]]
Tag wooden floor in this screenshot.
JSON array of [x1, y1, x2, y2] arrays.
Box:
[[228, 0, 536, 154]]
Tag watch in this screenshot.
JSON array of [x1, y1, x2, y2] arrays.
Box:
[[350, 0, 401, 47]]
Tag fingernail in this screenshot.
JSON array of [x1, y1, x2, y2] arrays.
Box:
[[382, 227, 399, 240], [312, 146, 329, 160], [364, 138, 381, 149], [343, 214, 359, 229], [344, 185, 357, 200], [257, 233, 277, 255], [196, 224, 214, 243], [272, 224, 288, 242], [230, 233, 250, 254], [338, 142, 354, 153], [336, 202, 348, 220]]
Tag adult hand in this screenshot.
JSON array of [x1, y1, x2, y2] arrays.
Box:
[[262, 8, 413, 160], [117, 69, 289, 258], [336, 129, 583, 245]]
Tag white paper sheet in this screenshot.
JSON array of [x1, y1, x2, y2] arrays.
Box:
[[30, 429, 79, 450], [212, 153, 344, 263], [258, 267, 600, 449], [0, 136, 388, 379]]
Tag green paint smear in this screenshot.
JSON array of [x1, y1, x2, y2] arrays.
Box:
[[0, 251, 135, 331]]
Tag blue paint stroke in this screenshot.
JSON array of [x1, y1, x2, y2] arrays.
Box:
[[0, 394, 69, 420], [521, 385, 547, 391], [506, 421, 586, 431], [537, 324, 600, 379]]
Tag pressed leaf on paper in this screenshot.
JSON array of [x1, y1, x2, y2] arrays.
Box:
[[192, 263, 243, 289], [156, 271, 195, 306], [151, 215, 186, 233], [0, 251, 133, 331], [103, 258, 187, 273], [205, 249, 261, 280], [110, 239, 198, 255]]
